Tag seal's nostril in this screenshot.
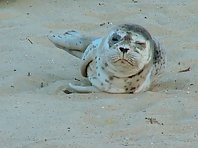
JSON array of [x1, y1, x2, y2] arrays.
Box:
[[119, 47, 124, 52], [119, 47, 129, 53]]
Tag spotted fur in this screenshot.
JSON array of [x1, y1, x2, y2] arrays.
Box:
[[48, 24, 165, 93]]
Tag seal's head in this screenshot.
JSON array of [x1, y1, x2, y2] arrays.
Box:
[[101, 24, 154, 77]]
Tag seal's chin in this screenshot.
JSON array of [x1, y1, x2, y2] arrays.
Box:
[[113, 58, 139, 71]]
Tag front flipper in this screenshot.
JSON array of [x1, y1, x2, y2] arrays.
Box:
[[80, 38, 101, 77], [69, 83, 100, 93], [48, 31, 94, 58]]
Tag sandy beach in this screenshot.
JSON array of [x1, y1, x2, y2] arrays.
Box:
[[0, 0, 198, 147]]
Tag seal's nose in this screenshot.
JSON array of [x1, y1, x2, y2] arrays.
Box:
[[119, 47, 129, 53]]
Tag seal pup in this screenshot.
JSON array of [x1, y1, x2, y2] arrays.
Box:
[[48, 24, 165, 93]]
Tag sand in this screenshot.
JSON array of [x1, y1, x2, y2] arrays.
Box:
[[0, 0, 198, 147]]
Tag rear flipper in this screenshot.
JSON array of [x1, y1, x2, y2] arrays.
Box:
[[69, 83, 100, 93], [48, 31, 95, 58]]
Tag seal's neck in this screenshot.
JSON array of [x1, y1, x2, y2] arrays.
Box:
[[103, 59, 152, 78]]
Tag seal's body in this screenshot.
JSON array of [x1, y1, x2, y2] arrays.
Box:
[[48, 24, 165, 93]]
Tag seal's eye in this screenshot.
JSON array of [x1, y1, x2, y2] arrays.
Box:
[[111, 33, 121, 43], [135, 41, 146, 49]]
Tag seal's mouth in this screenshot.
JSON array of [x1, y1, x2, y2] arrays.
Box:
[[114, 58, 134, 66]]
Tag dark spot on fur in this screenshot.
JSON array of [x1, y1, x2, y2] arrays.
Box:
[[105, 79, 109, 83], [97, 73, 100, 77], [101, 83, 104, 86], [124, 34, 132, 41], [105, 63, 108, 67], [136, 79, 139, 82], [140, 75, 144, 79], [128, 68, 144, 78], [130, 87, 136, 90], [127, 82, 132, 86], [101, 67, 105, 70], [120, 24, 152, 40], [109, 76, 113, 80]]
